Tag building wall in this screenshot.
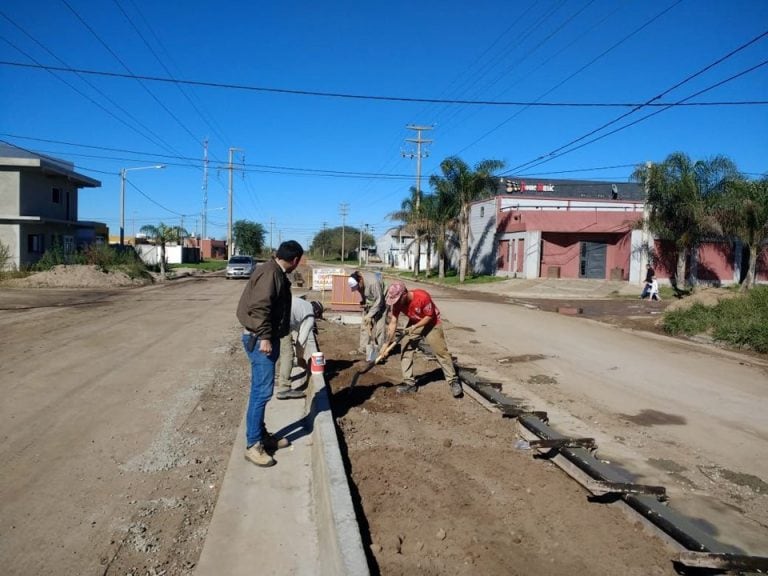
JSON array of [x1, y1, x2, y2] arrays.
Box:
[[540, 232, 630, 279], [0, 171, 21, 214], [468, 198, 498, 274], [20, 171, 78, 221], [0, 224, 19, 270]]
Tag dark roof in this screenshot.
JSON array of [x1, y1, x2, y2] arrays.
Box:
[[0, 142, 101, 187], [495, 177, 644, 201]]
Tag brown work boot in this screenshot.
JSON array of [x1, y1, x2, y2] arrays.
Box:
[[262, 429, 290, 451], [244, 442, 275, 467]]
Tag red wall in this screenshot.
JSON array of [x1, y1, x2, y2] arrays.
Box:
[[500, 209, 642, 234], [540, 232, 631, 280]]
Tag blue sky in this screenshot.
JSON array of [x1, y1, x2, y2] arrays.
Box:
[[1, 0, 766, 249]]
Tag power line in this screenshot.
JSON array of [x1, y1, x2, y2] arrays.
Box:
[[508, 57, 768, 175], [505, 28, 768, 174], [1, 60, 765, 108], [60, 0, 202, 147]]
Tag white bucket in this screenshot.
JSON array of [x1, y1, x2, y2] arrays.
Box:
[[310, 352, 325, 373]]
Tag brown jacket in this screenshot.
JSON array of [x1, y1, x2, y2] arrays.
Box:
[[236, 258, 292, 341]]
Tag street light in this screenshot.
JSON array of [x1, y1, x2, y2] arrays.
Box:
[[120, 164, 166, 246]]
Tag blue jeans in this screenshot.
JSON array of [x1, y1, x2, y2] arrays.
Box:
[[242, 334, 279, 447]]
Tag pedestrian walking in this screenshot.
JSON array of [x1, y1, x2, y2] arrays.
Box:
[[275, 297, 323, 400], [348, 270, 386, 355], [384, 281, 462, 398], [236, 240, 303, 467], [640, 263, 655, 299]]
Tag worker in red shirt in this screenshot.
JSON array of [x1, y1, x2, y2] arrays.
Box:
[[384, 281, 462, 398]]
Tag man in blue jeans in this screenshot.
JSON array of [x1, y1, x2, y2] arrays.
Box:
[[236, 240, 304, 467]]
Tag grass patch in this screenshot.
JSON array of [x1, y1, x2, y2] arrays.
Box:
[[662, 286, 768, 353]]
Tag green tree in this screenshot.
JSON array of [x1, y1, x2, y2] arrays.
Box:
[[431, 156, 505, 283], [710, 175, 768, 291], [233, 220, 266, 256], [632, 152, 739, 289], [140, 222, 182, 277], [388, 186, 429, 276], [427, 174, 460, 279], [309, 226, 373, 260]]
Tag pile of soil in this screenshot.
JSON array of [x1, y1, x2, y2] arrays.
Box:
[[318, 317, 678, 575], [663, 287, 737, 313], [2, 264, 150, 288]]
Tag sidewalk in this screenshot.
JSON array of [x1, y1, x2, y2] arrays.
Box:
[[196, 365, 369, 576]]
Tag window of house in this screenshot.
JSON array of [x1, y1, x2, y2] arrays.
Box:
[[52, 188, 62, 203], [27, 234, 44, 253], [63, 235, 75, 253], [480, 207, 485, 217]]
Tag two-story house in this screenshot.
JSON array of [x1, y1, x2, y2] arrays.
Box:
[[0, 143, 105, 270]]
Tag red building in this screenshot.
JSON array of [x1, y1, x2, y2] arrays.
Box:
[[468, 178, 767, 285]]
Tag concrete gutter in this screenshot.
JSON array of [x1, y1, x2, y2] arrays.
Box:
[[196, 366, 369, 576], [307, 372, 370, 576]]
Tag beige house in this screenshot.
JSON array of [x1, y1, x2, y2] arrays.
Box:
[[0, 143, 105, 270]]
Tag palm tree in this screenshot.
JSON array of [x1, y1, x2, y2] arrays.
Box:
[[424, 178, 459, 278], [139, 222, 181, 277], [710, 175, 768, 291], [432, 156, 505, 283], [632, 152, 739, 289], [388, 186, 428, 276]]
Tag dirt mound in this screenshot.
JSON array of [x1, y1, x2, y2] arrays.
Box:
[[2, 264, 150, 288], [664, 287, 737, 313]]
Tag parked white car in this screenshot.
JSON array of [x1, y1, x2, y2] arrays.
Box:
[[226, 255, 255, 279]]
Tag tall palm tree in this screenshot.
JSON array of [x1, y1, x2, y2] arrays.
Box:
[[139, 222, 181, 277], [710, 175, 768, 291], [432, 156, 505, 283], [388, 186, 428, 276], [425, 177, 459, 278], [632, 152, 739, 289]]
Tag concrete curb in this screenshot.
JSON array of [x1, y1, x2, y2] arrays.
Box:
[[307, 371, 371, 576]]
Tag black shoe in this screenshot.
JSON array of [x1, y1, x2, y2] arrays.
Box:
[[396, 383, 418, 394], [450, 381, 463, 398], [276, 388, 306, 400]]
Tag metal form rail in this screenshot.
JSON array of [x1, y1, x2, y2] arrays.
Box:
[[418, 344, 768, 574]]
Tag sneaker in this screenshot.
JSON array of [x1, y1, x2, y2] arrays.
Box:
[[244, 442, 275, 467], [276, 388, 306, 400], [262, 430, 290, 451], [396, 383, 418, 394], [450, 381, 463, 398]]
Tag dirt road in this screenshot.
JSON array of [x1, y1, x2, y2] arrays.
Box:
[[0, 277, 247, 575], [428, 284, 768, 555], [1, 272, 766, 575]]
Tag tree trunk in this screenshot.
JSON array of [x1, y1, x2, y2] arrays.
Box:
[[741, 244, 757, 292], [414, 232, 421, 277], [459, 205, 470, 283], [438, 224, 446, 279], [425, 236, 432, 278], [160, 243, 167, 277], [675, 250, 687, 290]]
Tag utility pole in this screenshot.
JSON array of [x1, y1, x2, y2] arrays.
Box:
[[202, 138, 209, 240], [270, 218, 274, 252], [402, 124, 432, 276], [339, 203, 349, 264], [321, 221, 327, 259], [358, 222, 364, 267], [641, 160, 652, 282], [227, 147, 243, 258]]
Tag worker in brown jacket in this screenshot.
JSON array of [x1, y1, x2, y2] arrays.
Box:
[[236, 240, 303, 467]]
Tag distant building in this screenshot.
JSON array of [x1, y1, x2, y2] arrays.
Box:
[[0, 143, 105, 270], [468, 177, 767, 285]]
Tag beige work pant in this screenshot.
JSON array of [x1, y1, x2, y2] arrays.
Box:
[[400, 323, 457, 387], [359, 310, 387, 353], [276, 329, 318, 390]]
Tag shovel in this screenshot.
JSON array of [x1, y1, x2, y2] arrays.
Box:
[[350, 332, 405, 388]]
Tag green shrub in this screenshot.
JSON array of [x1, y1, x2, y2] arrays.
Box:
[[662, 303, 714, 335], [35, 243, 84, 270], [662, 286, 768, 352]]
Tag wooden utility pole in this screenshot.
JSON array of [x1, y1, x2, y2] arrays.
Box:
[[403, 125, 432, 276], [201, 139, 209, 240]]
